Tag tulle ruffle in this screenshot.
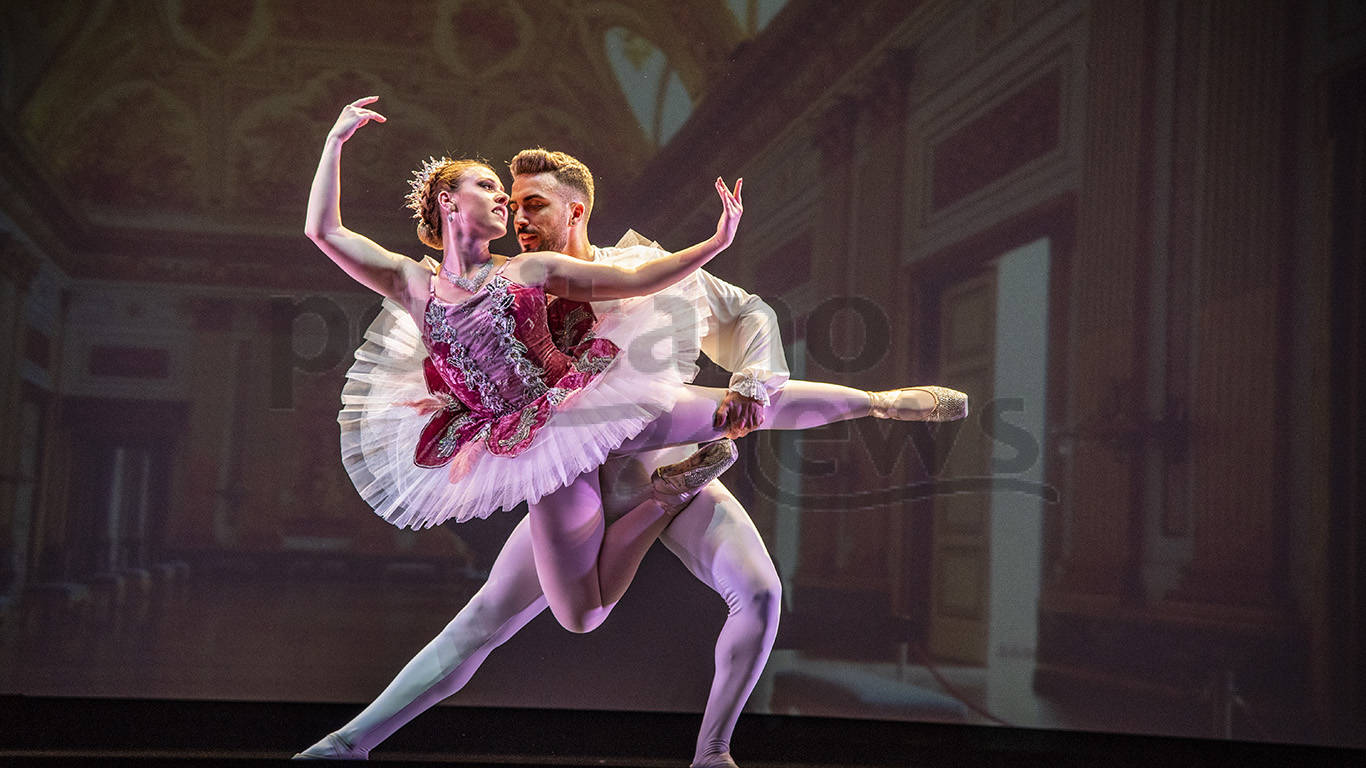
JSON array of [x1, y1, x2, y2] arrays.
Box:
[[338, 275, 708, 528]]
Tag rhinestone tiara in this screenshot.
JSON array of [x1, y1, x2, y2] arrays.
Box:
[[404, 155, 452, 221]]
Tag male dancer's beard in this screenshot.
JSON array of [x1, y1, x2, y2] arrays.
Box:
[[518, 224, 569, 254]]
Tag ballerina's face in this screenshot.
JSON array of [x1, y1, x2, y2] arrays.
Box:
[[509, 172, 579, 253], [439, 169, 509, 241]]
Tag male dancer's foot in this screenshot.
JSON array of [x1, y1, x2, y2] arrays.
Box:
[[867, 386, 969, 422], [651, 439, 739, 514], [292, 731, 366, 760], [693, 752, 741, 768]]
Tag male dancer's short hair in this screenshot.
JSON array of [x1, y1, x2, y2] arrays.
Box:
[[509, 148, 595, 216]]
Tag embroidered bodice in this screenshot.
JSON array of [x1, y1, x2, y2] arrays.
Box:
[[413, 274, 612, 466]]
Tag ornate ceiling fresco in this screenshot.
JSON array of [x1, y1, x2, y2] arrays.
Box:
[[1, 0, 773, 274]]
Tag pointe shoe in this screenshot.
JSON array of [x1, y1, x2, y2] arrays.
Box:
[[292, 732, 368, 760], [692, 754, 741, 768], [651, 438, 739, 515], [868, 385, 969, 422]]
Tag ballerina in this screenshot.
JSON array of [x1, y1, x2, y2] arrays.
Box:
[[305, 96, 967, 640]]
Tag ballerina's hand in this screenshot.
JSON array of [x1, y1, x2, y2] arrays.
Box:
[[712, 177, 744, 249], [328, 96, 387, 143]]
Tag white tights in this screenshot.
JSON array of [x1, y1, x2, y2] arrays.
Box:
[[529, 381, 871, 634], [327, 379, 874, 764], [332, 479, 779, 766]]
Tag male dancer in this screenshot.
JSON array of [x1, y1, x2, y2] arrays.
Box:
[[297, 148, 788, 768]]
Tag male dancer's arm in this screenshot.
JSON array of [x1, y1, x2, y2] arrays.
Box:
[[597, 235, 790, 435], [693, 268, 790, 416]]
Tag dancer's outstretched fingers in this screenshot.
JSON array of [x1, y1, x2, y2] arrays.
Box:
[[348, 96, 387, 122], [712, 177, 744, 247], [330, 97, 388, 142]]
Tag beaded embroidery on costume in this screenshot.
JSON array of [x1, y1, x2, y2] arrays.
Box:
[[437, 412, 476, 458], [575, 352, 614, 375], [410, 273, 625, 469], [424, 287, 510, 414], [487, 277, 549, 400], [555, 304, 593, 349]]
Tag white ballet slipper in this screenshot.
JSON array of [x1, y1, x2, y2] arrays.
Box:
[[292, 732, 368, 760]]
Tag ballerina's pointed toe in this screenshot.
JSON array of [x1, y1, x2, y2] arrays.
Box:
[[869, 386, 969, 422], [651, 438, 739, 514], [691, 754, 741, 768], [292, 732, 368, 760], [918, 385, 969, 421]]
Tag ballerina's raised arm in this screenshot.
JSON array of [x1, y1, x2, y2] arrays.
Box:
[[305, 96, 430, 303], [502, 178, 743, 301]]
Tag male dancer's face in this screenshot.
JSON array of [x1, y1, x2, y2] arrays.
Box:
[[509, 172, 573, 253]]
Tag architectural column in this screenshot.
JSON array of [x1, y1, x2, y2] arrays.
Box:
[[173, 296, 241, 550], [0, 234, 42, 594], [1168, 0, 1293, 609], [843, 52, 914, 605], [1047, 0, 1152, 604], [785, 54, 917, 650], [793, 98, 851, 577], [787, 96, 874, 640]]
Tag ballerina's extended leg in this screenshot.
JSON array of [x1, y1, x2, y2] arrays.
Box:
[[293, 514, 551, 760], [615, 380, 969, 455], [532, 381, 966, 633]]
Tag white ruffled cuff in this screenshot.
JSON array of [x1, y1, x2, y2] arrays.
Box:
[[728, 370, 773, 406]]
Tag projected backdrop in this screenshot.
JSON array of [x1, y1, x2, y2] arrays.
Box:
[[1, 0, 1363, 751]]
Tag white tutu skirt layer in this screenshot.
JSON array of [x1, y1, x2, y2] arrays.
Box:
[[338, 276, 709, 528]]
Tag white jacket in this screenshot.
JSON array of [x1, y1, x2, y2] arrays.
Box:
[[590, 230, 790, 405]]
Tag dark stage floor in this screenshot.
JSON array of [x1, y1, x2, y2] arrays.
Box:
[[2, 695, 1361, 767]]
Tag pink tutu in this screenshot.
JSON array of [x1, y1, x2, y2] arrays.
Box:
[[337, 268, 708, 528]]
